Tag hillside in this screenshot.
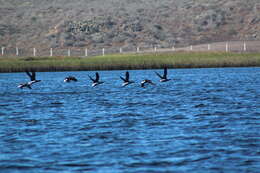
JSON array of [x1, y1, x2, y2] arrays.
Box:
[[0, 0, 259, 52]]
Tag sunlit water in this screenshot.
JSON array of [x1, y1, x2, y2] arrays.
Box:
[[0, 68, 259, 172]]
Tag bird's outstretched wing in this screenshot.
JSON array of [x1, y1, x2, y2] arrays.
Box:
[[125, 71, 129, 81], [155, 71, 163, 79], [120, 76, 126, 82], [95, 72, 99, 82], [88, 75, 95, 82], [25, 71, 33, 80], [31, 71, 36, 81], [163, 67, 167, 78], [25, 70, 36, 81]]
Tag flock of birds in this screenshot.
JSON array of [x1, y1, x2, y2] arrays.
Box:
[[18, 68, 171, 89]]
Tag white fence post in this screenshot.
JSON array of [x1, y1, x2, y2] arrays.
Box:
[[154, 46, 157, 52], [190, 45, 193, 51], [172, 46, 175, 51], [137, 47, 140, 53], [85, 48, 88, 57], [120, 47, 122, 53], [208, 44, 211, 51], [50, 48, 53, 57], [243, 42, 247, 51], [33, 48, 36, 56], [102, 48, 105, 56], [225, 42, 229, 52], [1, 47, 4, 56], [16, 47, 19, 56], [68, 49, 71, 57]]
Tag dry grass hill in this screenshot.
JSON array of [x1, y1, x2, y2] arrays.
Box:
[[0, 0, 259, 52]]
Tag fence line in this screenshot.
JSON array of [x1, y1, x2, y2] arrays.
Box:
[[1, 41, 260, 57]]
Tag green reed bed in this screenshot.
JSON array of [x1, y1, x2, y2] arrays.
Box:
[[0, 52, 259, 72]]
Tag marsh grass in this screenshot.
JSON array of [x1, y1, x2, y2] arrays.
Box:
[[0, 52, 259, 72]]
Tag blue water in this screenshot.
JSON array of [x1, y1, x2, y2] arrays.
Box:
[[0, 68, 259, 172]]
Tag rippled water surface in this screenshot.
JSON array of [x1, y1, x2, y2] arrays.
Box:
[[0, 68, 259, 172]]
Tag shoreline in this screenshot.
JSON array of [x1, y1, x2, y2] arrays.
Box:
[[0, 52, 259, 73]]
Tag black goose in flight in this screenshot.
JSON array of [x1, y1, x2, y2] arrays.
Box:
[[18, 70, 41, 89], [120, 71, 134, 87], [64, 76, 78, 82], [155, 67, 171, 82], [88, 72, 104, 87], [141, 79, 155, 88], [26, 70, 41, 85]]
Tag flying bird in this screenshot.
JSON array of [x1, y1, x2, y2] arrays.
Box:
[[64, 76, 78, 82], [88, 72, 104, 87], [120, 71, 134, 87], [26, 70, 41, 84], [155, 67, 171, 82], [18, 70, 41, 89], [141, 79, 155, 88]]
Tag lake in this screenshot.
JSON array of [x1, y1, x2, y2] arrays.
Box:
[[0, 67, 259, 172]]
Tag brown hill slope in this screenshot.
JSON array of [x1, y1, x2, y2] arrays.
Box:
[[0, 0, 259, 51]]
